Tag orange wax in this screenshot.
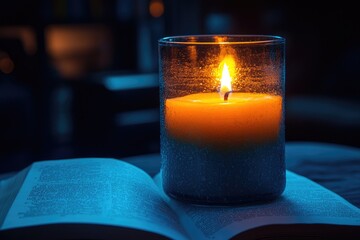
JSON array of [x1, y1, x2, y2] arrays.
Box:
[[165, 92, 282, 147]]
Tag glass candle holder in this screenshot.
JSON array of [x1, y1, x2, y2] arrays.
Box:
[[159, 35, 285, 205]]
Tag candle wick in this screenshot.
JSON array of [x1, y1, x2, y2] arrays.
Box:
[[224, 91, 233, 101]]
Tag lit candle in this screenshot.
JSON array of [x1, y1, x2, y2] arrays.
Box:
[[159, 35, 286, 204], [165, 60, 282, 148]]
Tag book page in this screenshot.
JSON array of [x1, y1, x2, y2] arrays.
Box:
[[1, 158, 188, 240], [0, 168, 29, 227], [156, 171, 360, 240]]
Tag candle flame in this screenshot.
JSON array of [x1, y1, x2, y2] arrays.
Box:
[[220, 63, 232, 94], [219, 55, 235, 100]]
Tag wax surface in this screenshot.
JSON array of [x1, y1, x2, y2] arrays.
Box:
[[165, 92, 282, 147]]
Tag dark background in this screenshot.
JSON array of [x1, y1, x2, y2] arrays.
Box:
[[1, 0, 359, 173]]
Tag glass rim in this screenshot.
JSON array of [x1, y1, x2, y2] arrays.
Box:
[[159, 34, 285, 45]]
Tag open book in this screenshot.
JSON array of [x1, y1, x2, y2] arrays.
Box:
[[1, 158, 359, 239]]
